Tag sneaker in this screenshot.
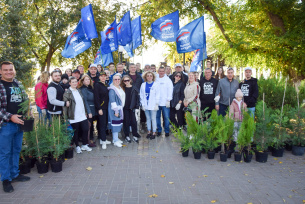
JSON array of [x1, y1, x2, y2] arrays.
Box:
[[132, 137, 139, 143], [81, 145, 92, 152], [165, 133, 170, 137], [2, 180, 14, 193], [102, 142, 107, 150], [12, 174, 30, 182], [113, 141, 122, 147], [157, 132, 162, 137], [100, 139, 111, 145], [125, 136, 131, 143], [134, 133, 141, 138], [118, 139, 123, 144], [76, 146, 82, 154], [146, 133, 151, 139], [150, 133, 156, 140]]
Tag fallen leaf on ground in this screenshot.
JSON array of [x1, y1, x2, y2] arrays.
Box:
[[203, 175, 208, 177], [148, 194, 158, 198], [288, 195, 292, 198], [161, 175, 165, 178], [39, 175, 44, 178], [160, 160, 162, 162], [169, 182, 174, 184], [65, 158, 68, 161], [283, 198, 286, 202], [156, 151, 158, 153], [302, 200, 305, 203], [151, 156, 156, 158], [227, 164, 231, 166], [86, 167, 92, 171], [247, 203, 253, 204], [192, 184, 196, 186], [211, 200, 217, 203], [274, 158, 278, 160], [279, 161, 283, 164], [122, 144, 127, 147], [244, 174, 248, 176]]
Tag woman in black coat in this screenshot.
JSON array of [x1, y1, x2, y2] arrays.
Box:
[[94, 72, 111, 149], [170, 71, 185, 128], [121, 75, 141, 143]]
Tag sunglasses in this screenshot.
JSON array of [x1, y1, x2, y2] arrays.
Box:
[[124, 80, 130, 82], [175, 75, 181, 78], [114, 79, 121, 81]]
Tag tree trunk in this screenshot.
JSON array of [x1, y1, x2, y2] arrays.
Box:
[[46, 46, 54, 72], [267, 12, 286, 36]]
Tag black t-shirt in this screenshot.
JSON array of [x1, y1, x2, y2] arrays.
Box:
[[1, 80, 23, 115], [124, 87, 132, 109]]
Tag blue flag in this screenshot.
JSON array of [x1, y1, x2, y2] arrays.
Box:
[[150, 10, 179, 42], [117, 11, 132, 46], [102, 52, 114, 67], [123, 42, 134, 58], [94, 48, 102, 64], [61, 20, 92, 58], [101, 18, 118, 54], [189, 32, 207, 72], [132, 16, 142, 49], [81, 4, 98, 39], [176, 16, 204, 53]]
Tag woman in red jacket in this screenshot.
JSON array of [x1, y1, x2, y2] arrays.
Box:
[[35, 71, 51, 123]]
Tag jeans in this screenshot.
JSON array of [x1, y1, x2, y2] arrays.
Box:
[[0, 122, 23, 181], [247, 107, 255, 118], [36, 105, 51, 124], [156, 106, 170, 133], [144, 110, 157, 132], [219, 103, 229, 117], [112, 132, 119, 143]]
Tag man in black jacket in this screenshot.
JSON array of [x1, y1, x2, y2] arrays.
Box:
[[128, 63, 142, 90], [87, 64, 100, 84], [199, 68, 218, 119], [239, 67, 259, 117]]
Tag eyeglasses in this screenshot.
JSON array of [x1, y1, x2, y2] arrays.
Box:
[[124, 80, 130, 82], [175, 75, 181, 78], [114, 79, 121, 81]]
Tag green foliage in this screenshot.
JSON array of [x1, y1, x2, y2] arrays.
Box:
[[254, 101, 274, 151], [223, 114, 235, 152], [288, 106, 305, 146], [270, 108, 290, 149], [237, 112, 256, 153], [202, 110, 221, 152], [185, 112, 205, 152], [171, 124, 191, 152]]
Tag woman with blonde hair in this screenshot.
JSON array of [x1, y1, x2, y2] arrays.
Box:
[[78, 74, 96, 147], [65, 68, 72, 77], [35, 71, 51, 123], [184, 72, 201, 121], [120, 75, 141, 143], [140, 71, 160, 139]]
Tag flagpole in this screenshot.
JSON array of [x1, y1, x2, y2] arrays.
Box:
[[183, 53, 185, 65]]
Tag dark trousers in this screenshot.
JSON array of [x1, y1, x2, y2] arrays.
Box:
[[170, 106, 184, 128], [88, 118, 93, 140], [71, 119, 89, 147], [123, 109, 139, 137], [219, 103, 229, 117], [140, 109, 146, 122], [201, 103, 215, 120], [97, 109, 108, 141]]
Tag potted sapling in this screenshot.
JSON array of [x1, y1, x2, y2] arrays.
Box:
[[289, 106, 305, 156], [215, 114, 229, 162], [223, 115, 235, 158], [171, 122, 191, 157], [254, 101, 273, 163], [203, 110, 220, 159]]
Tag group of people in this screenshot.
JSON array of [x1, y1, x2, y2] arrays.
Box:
[[0, 60, 258, 193]]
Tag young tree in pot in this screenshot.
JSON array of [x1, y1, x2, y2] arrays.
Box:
[[237, 112, 256, 163], [216, 114, 230, 162], [223, 115, 235, 158], [171, 123, 191, 157], [17, 70, 35, 132], [50, 116, 71, 172], [203, 110, 220, 159], [289, 106, 305, 156], [254, 101, 274, 163]]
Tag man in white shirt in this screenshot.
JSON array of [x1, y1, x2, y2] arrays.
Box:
[[156, 67, 173, 137]]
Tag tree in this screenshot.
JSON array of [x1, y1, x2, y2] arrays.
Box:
[[138, 0, 305, 80]]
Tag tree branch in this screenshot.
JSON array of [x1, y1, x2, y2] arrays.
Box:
[[267, 12, 286, 36], [197, 0, 233, 47]]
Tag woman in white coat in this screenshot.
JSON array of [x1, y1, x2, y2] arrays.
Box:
[[140, 71, 160, 140]]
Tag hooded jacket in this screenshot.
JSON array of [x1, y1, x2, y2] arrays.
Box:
[[140, 81, 160, 110], [215, 77, 239, 106], [229, 99, 247, 122], [94, 82, 109, 111], [87, 71, 100, 84], [239, 77, 258, 108]]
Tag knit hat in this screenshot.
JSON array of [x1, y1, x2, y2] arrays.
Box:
[[61, 74, 69, 80], [235, 89, 243, 98]]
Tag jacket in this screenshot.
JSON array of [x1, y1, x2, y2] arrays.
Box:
[[47, 81, 65, 114], [0, 77, 27, 128], [80, 85, 96, 116], [126, 86, 140, 110], [239, 77, 259, 108], [229, 99, 247, 122], [128, 72, 143, 90], [169, 72, 188, 85], [108, 85, 124, 132], [184, 81, 200, 107], [87, 71, 100, 84], [140, 82, 160, 110], [215, 77, 239, 106], [199, 77, 218, 105], [171, 81, 185, 108], [63, 88, 88, 120], [156, 75, 173, 106], [35, 82, 48, 109], [94, 82, 109, 110]]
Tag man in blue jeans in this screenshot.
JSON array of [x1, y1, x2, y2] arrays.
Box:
[[156, 67, 173, 137], [0, 61, 30, 193]]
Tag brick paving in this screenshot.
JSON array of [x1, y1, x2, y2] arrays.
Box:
[[1, 133, 305, 204]]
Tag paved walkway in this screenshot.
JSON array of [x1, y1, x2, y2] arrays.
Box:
[[1, 133, 305, 204]]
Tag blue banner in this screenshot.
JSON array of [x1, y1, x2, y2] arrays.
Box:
[[150, 10, 179, 42], [123, 43, 134, 58], [94, 48, 102, 64], [102, 52, 114, 67], [176, 16, 204, 53], [190, 49, 203, 72], [61, 20, 92, 58], [81, 4, 98, 39], [101, 18, 118, 54], [117, 11, 132, 46], [132, 16, 142, 49]]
